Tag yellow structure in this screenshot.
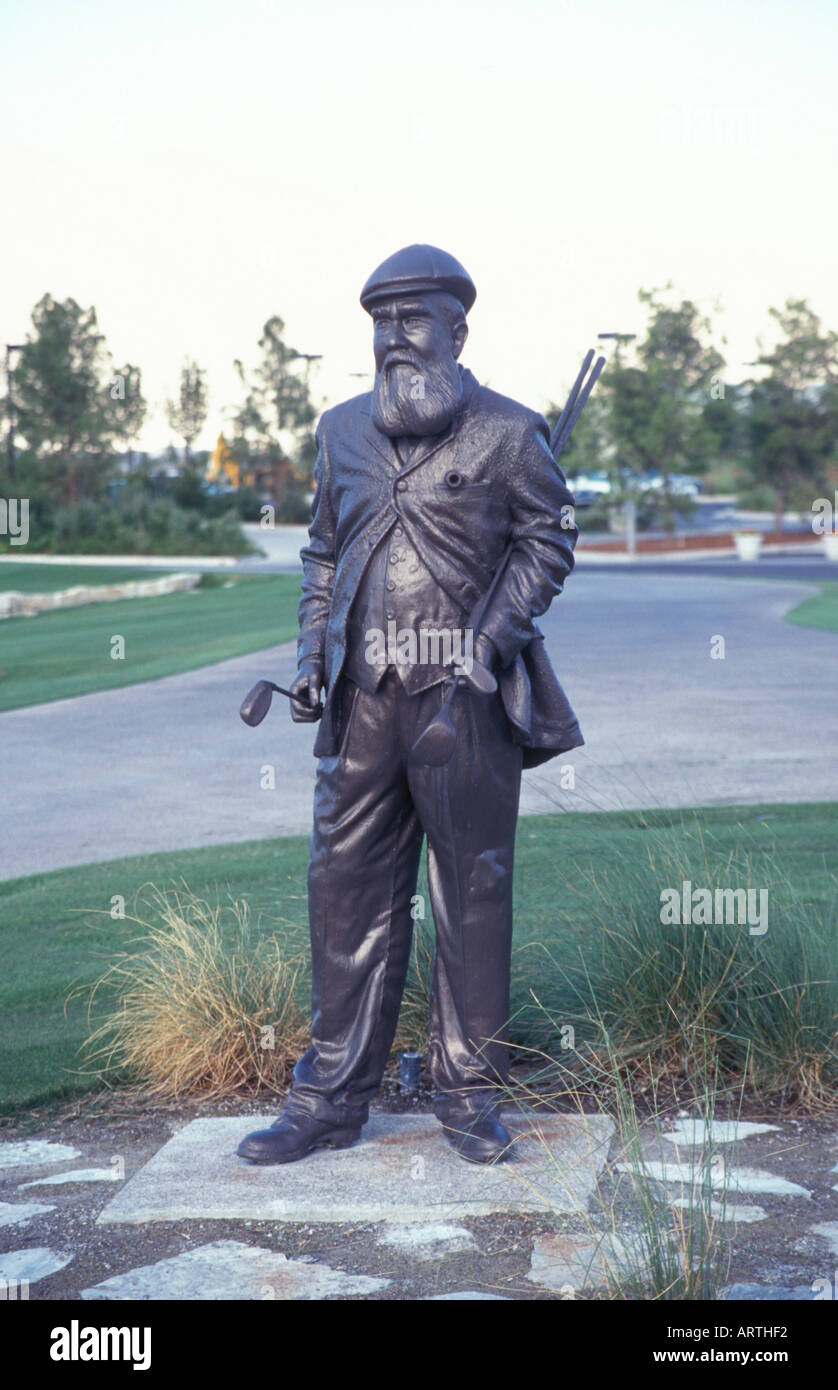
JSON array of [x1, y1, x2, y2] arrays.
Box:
[[207, 433, 240, 489]]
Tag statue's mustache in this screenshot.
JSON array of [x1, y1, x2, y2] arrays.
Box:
[[380, 352, 424, 372]]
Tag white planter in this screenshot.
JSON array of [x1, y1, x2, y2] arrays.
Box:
[[734, 533, 763, 561], [822, 532, 838, 562]]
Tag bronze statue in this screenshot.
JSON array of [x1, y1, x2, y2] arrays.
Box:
[[238, 245, 590, 1166]]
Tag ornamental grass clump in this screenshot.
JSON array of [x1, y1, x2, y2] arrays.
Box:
[[80, 887, 308, 1098], [536, 820, 838, 1111]]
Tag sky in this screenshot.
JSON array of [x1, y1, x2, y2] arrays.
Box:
[[2, 0, 837, 452]]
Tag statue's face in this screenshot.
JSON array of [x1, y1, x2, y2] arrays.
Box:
[[371, 295, 456, 373], [369, 291, 467, 438]]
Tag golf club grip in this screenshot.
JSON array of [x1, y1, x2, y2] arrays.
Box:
[[553, 355, 606, 459], [549, 348, 595, 455]]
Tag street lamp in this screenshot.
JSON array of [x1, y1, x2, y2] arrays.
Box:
[[598, 332, 636, 368], [597, 333, 638, 556], [289, 352, 323, 390], [5, 343, 24, 477]]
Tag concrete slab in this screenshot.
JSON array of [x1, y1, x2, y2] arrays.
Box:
[[0, 1140, 82, 1169], [806, 1222, 838, 1257], [668, 1198, 767, 1223], [0, 1200, 56, 1227], [720, 1283, 818, 1301], [376, 1223, 477, 1259], [0, 1247, 73, 1286], [97, 1112, 615, 1226], [424, 1291, 509, 1300], [526, 1231, 646, 1293], [616, 1161, 810, 1197], [20, 1167, 123, 1188], [80, 1240, 390, 1300], [663, 1120, 780, 1146]]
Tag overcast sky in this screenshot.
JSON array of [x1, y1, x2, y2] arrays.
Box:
[[2, 0, 836, 451]]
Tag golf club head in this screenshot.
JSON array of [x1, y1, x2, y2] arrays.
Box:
[[411, 713, 457, 766], [450, 656, 498, 695], [240, 680, 275, 726]]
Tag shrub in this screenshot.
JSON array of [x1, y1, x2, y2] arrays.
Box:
[[548, 827, 838, 1111], [79, 888, 309, 1099]]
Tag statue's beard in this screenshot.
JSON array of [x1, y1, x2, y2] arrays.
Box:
[[372, 354, 464, 438]]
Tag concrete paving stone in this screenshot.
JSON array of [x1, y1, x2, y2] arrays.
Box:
[[80, 1240, 390, 1300], [376, 1223, 477, 1258], [20, 1167, 124, 1189], [97, 1112, 615, 1226], [804, 1222, 838, 1257], [668, 1197, 767, 1223], [424, 1291, 509, 1300], [616, 1161, 810, 1197], [663, 1120, 780, 1146], [0, 1140, 82, 1169], [0, 1200, 56, 1227], [0, 1247, 74, 1286], [720, 1284, 819, 1301], [526, 1231, 647, 1293]]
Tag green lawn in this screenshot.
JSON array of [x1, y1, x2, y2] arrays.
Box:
[[785, 581, 838, 633], [1, 802, 835, 1115], [0, 573, 302, 711], [0, 562, 175, 593]]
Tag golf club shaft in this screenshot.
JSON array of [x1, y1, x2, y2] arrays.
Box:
[[549, 348, 595, 454], [553, 354, 606, 458]]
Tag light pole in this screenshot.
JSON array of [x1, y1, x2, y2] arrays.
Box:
[[597, 332, 637, 555], [5, 343, 24, 479], [290, 351, 323, 391], [598, 331, 636, 369]]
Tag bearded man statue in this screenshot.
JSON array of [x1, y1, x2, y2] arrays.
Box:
[[238, 245, 583, 1167]]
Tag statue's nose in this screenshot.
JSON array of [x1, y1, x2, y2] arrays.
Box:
[[382, 322, 404, 349]]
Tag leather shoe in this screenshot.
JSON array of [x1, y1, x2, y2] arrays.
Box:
[[237, 1111, 362, 1164], [441, 1112, 513, 1165]]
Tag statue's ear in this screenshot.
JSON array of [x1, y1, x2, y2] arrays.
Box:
[[452, 319, 468, 360]]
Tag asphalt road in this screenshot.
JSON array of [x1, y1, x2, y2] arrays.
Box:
[[1, 570, 836, 881]]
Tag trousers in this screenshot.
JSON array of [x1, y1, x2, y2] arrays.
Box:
[[284, 665, 524, 1127]]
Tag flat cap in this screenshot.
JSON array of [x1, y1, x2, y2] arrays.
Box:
[[360, 244, 476, 314]]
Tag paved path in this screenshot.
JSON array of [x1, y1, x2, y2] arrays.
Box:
[[1, 572, 836, 880]]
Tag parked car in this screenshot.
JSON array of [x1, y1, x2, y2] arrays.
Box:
[[640, 470, 702, 499], [567, 471, 612, 506]]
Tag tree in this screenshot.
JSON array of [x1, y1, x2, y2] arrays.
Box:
[[745, 299, 838, 531], [547, 291, 725, 529], [229, 316, 317, 511], [610, 289, 725, 498], [166, 359, 208, 467], [10, 294, 146, 505]]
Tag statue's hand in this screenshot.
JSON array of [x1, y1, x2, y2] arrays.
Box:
[[290, 660, 324, 722], [473, 632, 498, 673]]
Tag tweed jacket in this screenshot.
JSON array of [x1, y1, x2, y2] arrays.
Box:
[[297, 367, 584, 767]]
